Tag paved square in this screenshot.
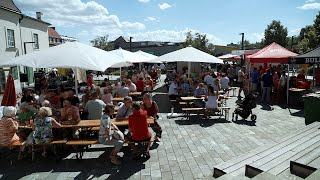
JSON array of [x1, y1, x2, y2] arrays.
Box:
[[0, 86, 305, 180]]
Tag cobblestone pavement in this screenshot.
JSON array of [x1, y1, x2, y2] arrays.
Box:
[[0, 77, 305, 180]]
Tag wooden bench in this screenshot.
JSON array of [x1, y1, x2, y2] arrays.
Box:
[[30, 140, 67, 161], [182, 107, 231, 120], [182, 107, 205, 119], [65, 137, 155, 159]]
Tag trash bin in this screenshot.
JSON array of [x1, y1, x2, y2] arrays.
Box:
[[303, 93, 320, 125]]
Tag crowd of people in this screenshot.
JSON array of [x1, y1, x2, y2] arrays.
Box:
[[0, 66, 164, 164]]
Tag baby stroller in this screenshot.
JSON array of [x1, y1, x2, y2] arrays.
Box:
[[232, 92, 258, 121]]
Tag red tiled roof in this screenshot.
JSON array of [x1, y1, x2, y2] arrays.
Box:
[[48, 27, 61, 39]]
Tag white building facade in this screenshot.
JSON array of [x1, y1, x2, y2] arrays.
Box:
[[0, 0, 50, 93]]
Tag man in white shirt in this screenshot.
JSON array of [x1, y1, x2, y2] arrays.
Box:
[[168, 79, 178, 100], [204, 73, 214, 86], [220, 73, 230, 90], [126, 79, 137, 92], [237, 66, 245, 98]]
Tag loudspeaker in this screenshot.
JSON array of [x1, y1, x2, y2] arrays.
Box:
[[20, 73, 28, 82]]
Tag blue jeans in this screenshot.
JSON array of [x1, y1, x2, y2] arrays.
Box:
[[262, 87, 271, 104]]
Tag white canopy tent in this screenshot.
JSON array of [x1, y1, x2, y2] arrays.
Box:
[[150, 46, 224, 77], [217, 54, 240, 60], [0, 42, 129, 95], [109, 48, 149, 63], [134, 50, 162, 63]]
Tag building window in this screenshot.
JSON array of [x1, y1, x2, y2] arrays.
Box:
[[7, 29, 15, 48], [33, 34, 39, 49], [49, 37, 53, 42]]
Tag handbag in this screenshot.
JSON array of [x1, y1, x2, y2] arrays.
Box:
[[112, 130, 124, 141]]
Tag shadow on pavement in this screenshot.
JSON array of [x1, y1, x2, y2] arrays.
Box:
[[175, 116, 230, 127], [0, 146, 148, 180], [232, 119, 256, 126], [289, 109, 304, 118]]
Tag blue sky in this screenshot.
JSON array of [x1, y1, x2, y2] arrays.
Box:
[[15, 0, 320, 45]]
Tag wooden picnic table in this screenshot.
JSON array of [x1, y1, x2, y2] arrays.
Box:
[[180, 96, 205, 101], [129, 92, 142, 96], [289, 88, 306, 92], [112, 97, 124, 101], [19, 117, 155, 129], [111, 117, 154, 126]]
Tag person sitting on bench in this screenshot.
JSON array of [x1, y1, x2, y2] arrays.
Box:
[[128, 103, 151, 159], [193, 83, 206, 108], [99, 104, 124, 165]]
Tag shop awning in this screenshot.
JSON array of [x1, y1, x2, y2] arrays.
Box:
[[289, 46, 320, 64]]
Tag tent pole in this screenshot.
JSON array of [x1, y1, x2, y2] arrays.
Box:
[[313, 64, 315, 87], [287, 64, 289, 106], [188, 62, 191, 78], [74, 68, 79, 97], [119, 67, 122, 81]]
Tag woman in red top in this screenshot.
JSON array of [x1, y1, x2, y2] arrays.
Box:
[[141, 93, 162, 142], [136, 77, 145, 92], [128, 103, 151, 159]]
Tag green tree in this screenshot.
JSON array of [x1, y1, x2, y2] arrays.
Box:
[[297, 12, 320, 53], [238, 40, 263, 49], [90, 35, 114, 51], [182, 31, 215, 54], [263, 20, 288, 47]]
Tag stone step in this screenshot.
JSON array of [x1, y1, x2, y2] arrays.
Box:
[[251, 172, 276, 180], [212, 122, 320, 178], [245, 132, 320, 177], [306, 170, 320, 180], [268, 138, 320, 176], [276, 169, 303, 180]]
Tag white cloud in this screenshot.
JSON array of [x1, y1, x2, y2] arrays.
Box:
[[159, 3, 172, 10], [289, 28, 301, 35], [246, 33, 264, 43], [298, 2, 320, 10], [126, 28, 226, 45], [138, 0, 150, 3], [144, 16, 159, 22], [15, 0, 145, 31]]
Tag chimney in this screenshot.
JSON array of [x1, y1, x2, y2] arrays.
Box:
[[36, 12, 43, 20]]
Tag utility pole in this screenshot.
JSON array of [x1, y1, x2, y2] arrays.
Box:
[[291, 36, 294, 50], [129, 37, 133, 52], [239, 33, 245, 66]]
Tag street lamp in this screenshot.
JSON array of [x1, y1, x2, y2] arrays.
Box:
[[239, 33, 245, 66], [129, 37, 133, 52]]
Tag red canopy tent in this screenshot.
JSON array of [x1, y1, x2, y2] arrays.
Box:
[[247, 42, 298, 63], [1, 74, 17, 107]]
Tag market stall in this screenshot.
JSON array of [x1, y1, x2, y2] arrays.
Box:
[[290, 46, 320, 124], [246, 42, 298, 105]]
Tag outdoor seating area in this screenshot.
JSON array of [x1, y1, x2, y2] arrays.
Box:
[[0, 1, 320, 177]]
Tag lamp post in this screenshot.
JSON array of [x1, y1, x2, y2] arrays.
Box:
[[129, 37, 133, 52], [239, 33, 245, 66]]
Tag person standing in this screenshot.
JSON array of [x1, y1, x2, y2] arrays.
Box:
[[250, 67, 259, 92], [237, 66, 245, 98], [261, 69, 273, 104]]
